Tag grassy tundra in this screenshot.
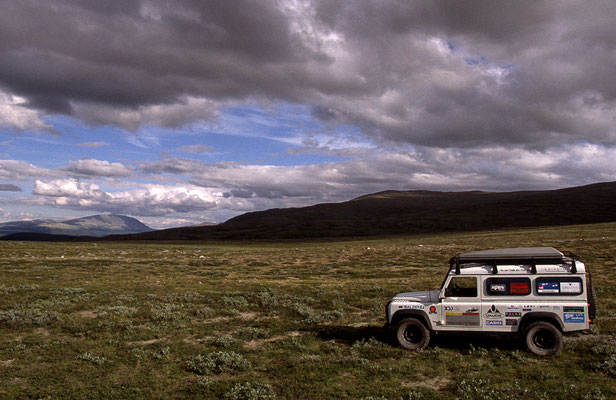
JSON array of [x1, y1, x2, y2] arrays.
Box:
[[1, 223, 615, 399]]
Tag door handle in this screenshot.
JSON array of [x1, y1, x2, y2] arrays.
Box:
[[466, 308, 478, 312]]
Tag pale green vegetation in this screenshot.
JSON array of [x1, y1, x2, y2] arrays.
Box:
[[1, 223, 615, 399]]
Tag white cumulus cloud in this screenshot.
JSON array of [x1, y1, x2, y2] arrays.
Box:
[[61, 159, 134, 177], [0, 89, 58, 134]]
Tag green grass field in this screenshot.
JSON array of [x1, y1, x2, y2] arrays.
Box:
[[1, 223, 615, 399]]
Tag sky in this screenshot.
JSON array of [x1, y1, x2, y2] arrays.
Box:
[[1, 0, 615, 229]]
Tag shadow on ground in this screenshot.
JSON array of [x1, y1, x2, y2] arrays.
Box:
[[314, 324, 526, 352]]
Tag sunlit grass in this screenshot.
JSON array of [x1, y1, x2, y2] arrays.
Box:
[[1, 222, 615, 399]]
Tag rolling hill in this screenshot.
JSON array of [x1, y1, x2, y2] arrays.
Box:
[[106, 181, 616, 241], [0, 214, 153, 237]]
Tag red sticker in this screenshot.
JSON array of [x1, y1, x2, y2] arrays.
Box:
[[510, 282, 530, 294]]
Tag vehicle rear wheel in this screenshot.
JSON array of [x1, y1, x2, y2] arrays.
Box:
[[396, 318, 430, 351], [588, 278, 598, 321], [525, 321, 562, 356]]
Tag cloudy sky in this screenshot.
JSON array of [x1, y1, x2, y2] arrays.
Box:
[[1, 1, 615, 228]]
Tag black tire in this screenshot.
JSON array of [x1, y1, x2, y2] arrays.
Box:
[[396, 318, 430, 351], [588, 278, 598, 321], [525, 321, 563, 356]]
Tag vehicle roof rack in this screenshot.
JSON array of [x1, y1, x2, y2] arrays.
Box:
[[449, 247, 578, 275]]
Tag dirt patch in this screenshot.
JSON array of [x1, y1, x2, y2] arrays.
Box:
[[128, 338, 164, 346], [35, 328, 51, 336], [239, 312, 260, 321], [202, 316, 232, 323], [183, 336, 207, 345], [403, 376, 452, 391], [348, 322, 371, 328], [0, 359, 14, 367], [73, 310, 97, 319], [243, 331, 302, 349]]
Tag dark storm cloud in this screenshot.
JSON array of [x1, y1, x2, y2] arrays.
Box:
[[0, 184, 22, 192], [1, 0, 616, 148], [0, 0, 317, 112]]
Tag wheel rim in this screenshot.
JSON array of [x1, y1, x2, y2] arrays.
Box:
[[533, 329, 555, 349], [403, 325, 422, 344]]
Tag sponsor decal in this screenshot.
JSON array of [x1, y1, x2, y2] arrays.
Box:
[[561, 282, 581, 294], [510, 282, 530, 294], [490, 284, 507, 293], [522, 308, 532, 312], [563, 306, 584, 313], [506, 319, 518, 326], [429, 306, 437, 314], [537, 281, 559, 294], [446, 312, 480, 326], [505, 312, 521, 317], [539, 305, 550, 309], [553, 306, 561, 310], [506, 305, 520, 311], [485, 320, 503, 326], [444, 306, 454, 311], [483, 305, 504, 319], [402, 304, 424, 309], [564, 312, 585, 323]]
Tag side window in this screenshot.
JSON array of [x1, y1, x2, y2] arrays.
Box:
[[446, 277, 477, 297], [535, 277, 583, 295], [485, 278, 531, 296]]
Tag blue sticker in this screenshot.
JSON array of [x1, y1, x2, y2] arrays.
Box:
[[564, 312, 585, 323], [485, 320, 503, 326], [537, 281, 559, 293]]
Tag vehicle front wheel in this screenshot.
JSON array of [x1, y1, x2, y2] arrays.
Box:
[[525, 321, 563, 356], [396, 318, 430, 351]]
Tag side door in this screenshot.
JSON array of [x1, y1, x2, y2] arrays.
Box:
[[440, 276, 482, 330], [481, 276, 532, 332]]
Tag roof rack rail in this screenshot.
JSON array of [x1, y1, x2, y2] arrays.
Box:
[[449, 247, 577, 275]]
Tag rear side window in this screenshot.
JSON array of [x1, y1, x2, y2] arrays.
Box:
[[446, 277, 477, 297], [535, 277, 583, 295], [485, 278, 531, 296]]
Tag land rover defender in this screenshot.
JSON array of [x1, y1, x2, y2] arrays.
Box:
[[385, 247, 597, 356]]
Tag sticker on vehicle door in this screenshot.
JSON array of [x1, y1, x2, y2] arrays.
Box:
[[446, 312, 480, 326]]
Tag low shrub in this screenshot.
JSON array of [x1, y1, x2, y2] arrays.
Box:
[[0, 309, 62, 327], [186, 351, 251, 375], [77, 351, 109, 365], [213, 335, 238, 348], [237, 327, 270, 339], [224, 381, 276, 400]]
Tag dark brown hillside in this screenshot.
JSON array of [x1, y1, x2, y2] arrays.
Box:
[[105, 181, 616, 241]]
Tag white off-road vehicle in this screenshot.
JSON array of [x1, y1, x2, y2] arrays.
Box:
[[385, 247, 597, 356]]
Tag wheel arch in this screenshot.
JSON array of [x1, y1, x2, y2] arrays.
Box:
[[519, 312, 564, 333], [391, 310, 433, 330]]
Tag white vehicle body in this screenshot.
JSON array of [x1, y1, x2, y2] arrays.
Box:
[[386, 247, 595, 355]]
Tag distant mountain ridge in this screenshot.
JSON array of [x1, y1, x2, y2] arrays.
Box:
[[2, 182, 615, 242], [0, 214, 153, 237], [107, 181, 616, 241]]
